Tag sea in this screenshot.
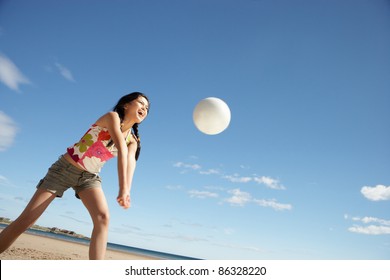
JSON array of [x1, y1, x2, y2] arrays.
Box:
[[0, 224, 199, 260]]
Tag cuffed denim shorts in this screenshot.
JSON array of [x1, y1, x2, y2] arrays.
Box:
[[36, 156, 102, 199]]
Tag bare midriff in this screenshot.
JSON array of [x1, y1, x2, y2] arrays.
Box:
[[63, 153, 86, 171]]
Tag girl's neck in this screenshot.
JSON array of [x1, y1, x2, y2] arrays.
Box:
[[120, 120, 135, 132]]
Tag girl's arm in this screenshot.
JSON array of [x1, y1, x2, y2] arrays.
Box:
[[117, 138, 137, 209], [96, 112, 130, 208]]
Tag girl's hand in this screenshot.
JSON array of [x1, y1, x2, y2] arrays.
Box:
[[117, 192, 130, 209]]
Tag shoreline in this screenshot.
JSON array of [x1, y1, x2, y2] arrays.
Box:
[[0, 230, 159, 260]]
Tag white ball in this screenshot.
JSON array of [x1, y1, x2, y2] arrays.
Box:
[[193, 97, 231, 135]]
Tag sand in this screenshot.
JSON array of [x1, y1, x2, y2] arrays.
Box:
[[0, 231, 158, 260]]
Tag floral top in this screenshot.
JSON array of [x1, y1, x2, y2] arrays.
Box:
[[67, 124, 132, 173]]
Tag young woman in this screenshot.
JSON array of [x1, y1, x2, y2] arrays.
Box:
[[0, 92, 150, 259]]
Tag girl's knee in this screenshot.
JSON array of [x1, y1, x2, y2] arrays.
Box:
[[15, 214, 37, 230], [93, 212, 110, 227]]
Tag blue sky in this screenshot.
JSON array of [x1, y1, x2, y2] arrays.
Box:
[[0, 0, 389, 260]]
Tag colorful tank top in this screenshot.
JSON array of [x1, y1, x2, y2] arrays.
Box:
[[67, 124, 132, 173]]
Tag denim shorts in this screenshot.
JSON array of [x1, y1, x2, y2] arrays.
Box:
[[36, 156, 102, 199]]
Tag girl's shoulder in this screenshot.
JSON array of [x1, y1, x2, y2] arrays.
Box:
[[95, 112, 120, 128]]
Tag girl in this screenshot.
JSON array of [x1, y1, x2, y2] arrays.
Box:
[[0, 92, 150, 259]]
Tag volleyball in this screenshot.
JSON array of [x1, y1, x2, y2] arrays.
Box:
[[193, 97, 231, 135]]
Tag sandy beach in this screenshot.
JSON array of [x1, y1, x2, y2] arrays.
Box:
[[0, 230, 158, 260]]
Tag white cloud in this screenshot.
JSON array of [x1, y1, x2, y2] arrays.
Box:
[[0, 175, 19, 189], [361, 185, 390, 201], [361, 217, 390, 226], [173, 160, 287, 192], [346, 215, 390, 235], [351, 216, 390, 226], [55, 63, 75, 82], [224, 174, 252, 183], [223, 174, 286, 190], [225, 189, 292, 211], [348, 225, 390, 235], [172, 160, 292, 211], [254, 176, 286, 190], [0, 53, 30, 91], [188, 190, 219, 199], [0, 111, 18, 151], [174, 162, 201, 170], [253, 199, 292, 211], [225, 188, 252, 206], [199, 169, 220, 175], [0, 175, 9, 187]]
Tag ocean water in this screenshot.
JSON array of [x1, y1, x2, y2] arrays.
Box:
[[0, 224, 199, 260]]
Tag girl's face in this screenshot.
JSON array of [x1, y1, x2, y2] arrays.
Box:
[[125, 96, 149, 123]]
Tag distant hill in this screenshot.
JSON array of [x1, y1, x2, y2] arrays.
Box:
[[0, 217, 89, 240]]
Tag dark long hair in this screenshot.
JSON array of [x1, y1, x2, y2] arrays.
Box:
[[108, 92, 149, 160]]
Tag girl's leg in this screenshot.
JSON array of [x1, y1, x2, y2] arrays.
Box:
[[78, 187, 110, 260], [0, 188, 56, 253]]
